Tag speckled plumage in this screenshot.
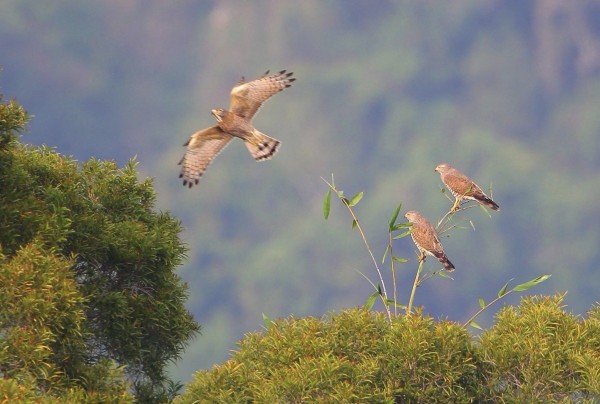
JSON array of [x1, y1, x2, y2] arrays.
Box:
[[435, 163, 499, 212], [179, 70, 295, 187], [405, 210, 455, 272]]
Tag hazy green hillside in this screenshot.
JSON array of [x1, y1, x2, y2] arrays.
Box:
[[2, 0, 600, 383]]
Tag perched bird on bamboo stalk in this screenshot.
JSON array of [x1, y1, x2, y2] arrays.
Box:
[[404, 210, 455, 272], [435, 163, 500, 212]]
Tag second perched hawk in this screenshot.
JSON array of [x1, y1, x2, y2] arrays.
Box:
[[404, 210, 455, 272], [435, 163, 500, 212], [179, 70, 295, 187]]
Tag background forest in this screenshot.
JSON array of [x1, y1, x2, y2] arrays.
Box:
[[2, 0, 600, 385]]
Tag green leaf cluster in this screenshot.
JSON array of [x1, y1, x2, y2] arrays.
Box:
[[0, 95, 199, 402], [178, 295, 600, 403]]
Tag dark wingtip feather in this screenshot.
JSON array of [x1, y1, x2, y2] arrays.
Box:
[[285, 77, 296, 88]]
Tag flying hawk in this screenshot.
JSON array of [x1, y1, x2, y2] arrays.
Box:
[[179, 70, 295, 187]]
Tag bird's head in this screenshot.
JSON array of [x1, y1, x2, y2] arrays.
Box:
[[435, 163, 451, 173], [404, 210, 418, 223], [211, 108, 226, 123]]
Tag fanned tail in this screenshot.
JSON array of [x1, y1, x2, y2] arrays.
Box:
[[245, 130, 281, 161]]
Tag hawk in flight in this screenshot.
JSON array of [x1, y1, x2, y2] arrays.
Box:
[[404, 210, 455, 272], [179, 70, 295, 187], [435, 163, 500, 212]]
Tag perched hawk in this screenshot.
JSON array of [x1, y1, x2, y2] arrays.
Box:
[[435, 163, 500, 212], [404, 210, 455, 272], [179, 70, 295, 187]]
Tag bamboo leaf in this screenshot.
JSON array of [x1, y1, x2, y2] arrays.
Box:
[[348, 191, 364, 207], [262, 313, 273, 329], [364, 291, 378, 310], [392, 256, 408, 263], [386, 299, 407, 309], [392, 222, 412, 231], [512, 274, 552, 292], [498, 278, 513, 297], [351, 219, 358, 230], [437, 271, 454, 280], [323, 189, 331, 219], [479, 204, 492, 218], [467, 321, 483, 330], [389, 203, 402, 231], [382, 244, 390, 264], [392, 229, 412, 240], [479, 297, 485, 309]]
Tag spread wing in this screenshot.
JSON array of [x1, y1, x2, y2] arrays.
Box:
[[229, 70, 295, 120], [178, 126, 234, 187]]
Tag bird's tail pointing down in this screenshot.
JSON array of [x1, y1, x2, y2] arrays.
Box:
[[245, 130, 281, 161], [433, 252, 455, 272], [481, 196, 500, 211]]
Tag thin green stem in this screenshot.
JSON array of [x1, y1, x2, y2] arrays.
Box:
[[463, 290, 514, 327], [323, 179, 391, 322], [437, 203, 478, 233], [406, 260, 424, 315], [388, 231, 398, 317], [354, 268, 392, 313], [436, 209, 455, 231]]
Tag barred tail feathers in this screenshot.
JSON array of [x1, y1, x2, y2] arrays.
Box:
[[245, 130, 281, 161], [433, 252, 455, 272], [481, 196, 500, 211]]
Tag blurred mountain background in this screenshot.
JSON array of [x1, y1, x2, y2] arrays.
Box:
[[2, 0, 600, 384]]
